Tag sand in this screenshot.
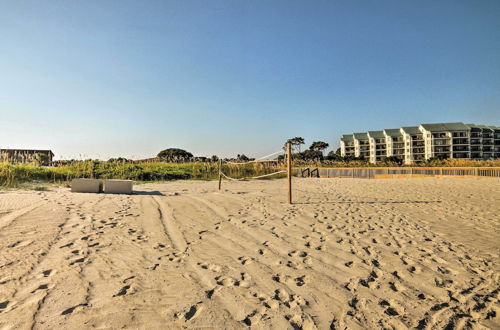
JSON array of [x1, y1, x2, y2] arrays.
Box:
[[0, 178, 498, 329]]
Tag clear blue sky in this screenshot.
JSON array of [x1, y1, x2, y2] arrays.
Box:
[[1, 1, 499, 159]]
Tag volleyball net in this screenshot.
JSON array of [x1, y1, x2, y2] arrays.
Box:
[[218, 149, 287, 182], [218, 143, 294, 203]]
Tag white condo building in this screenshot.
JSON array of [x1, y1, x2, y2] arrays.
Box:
[[340, 122, 500, 164]]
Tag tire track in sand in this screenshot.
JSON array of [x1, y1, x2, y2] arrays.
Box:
[[151, 196, 252, 327], [0, 202, 45, 231]]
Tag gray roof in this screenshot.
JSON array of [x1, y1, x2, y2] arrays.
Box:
[[401, 126, 421, 134], [368, 130, 385, 138], [341, 134, 354, 142], [420, 122, 470, 131], [466, 124, 494, 131], [384, 129, 402, 137], [353, 132, 369, 140]]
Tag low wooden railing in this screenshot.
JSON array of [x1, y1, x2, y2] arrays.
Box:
[[313, 167, 500, 179]]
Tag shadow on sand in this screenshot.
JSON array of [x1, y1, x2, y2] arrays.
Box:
[[132, 190, 164, 196], [295, 200, 442, 205]]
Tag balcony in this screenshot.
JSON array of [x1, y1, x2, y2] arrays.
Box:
[[452, 132, 468, 137], [433, 141, 450, 146], [433, 147, 450, 153], [453, 146, 469, 152], [452, 139, 469, 145]]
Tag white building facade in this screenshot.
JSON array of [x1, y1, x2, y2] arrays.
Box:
[[340, 122, 500, 164]]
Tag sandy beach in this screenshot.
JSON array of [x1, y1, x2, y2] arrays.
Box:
[[0, 178, 498, 329]]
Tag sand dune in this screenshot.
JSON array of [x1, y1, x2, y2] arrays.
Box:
[[0, 178, 498, 329]]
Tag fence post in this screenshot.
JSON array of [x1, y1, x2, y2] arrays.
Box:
[[218, 159, 222, 190], [287, 143, 292, 204]]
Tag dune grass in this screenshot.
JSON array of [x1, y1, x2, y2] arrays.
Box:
[[0, 161, 282, 188], [1, 158, 498, 188]]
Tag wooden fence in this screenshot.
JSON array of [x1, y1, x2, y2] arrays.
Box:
[[301, 167, 500, 179]]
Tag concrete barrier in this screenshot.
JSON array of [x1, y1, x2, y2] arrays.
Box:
[[103, 180, 133, 194], [71, 179, 101, 193]]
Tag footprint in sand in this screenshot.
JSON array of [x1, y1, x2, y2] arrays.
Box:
[[31, 284, 49, 293], [197, 262, 221, 272], [215, 276, 236, 287], [0, 300, 10, 311], [175, 302, 204, 322], [69, 258, 85, 266], [238, 256, 254, 265], [61, 303, 88, 315], [113, 285, 131, 297], [295, 275, 307, 287], [59, 242, 74, 248]]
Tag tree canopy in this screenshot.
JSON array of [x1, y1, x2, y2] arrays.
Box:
[[157, 148, 193, 160], [309, 141, 329, 152], [285, 137, 305, 152]]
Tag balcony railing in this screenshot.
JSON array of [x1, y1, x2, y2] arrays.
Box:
[[452, 139, 469, 145], [432, 133, 447, 138]]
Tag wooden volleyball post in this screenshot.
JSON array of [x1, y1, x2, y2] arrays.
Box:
[[287, 142, 292, 204], [218, 158, 222, 190]]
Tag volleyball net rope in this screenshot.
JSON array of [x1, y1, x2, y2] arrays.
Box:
[[219, 149, 287, 181]]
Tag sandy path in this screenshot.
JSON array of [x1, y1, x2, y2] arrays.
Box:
[[0, 178, 498, 329]]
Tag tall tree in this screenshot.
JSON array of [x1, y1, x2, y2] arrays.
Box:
[[309, 141, 329, 153], [157, 148, 193, 162], [285, 137, 305, 153]]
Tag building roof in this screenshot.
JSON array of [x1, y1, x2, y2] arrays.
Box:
[[368, 130, 385, 138], [420, 122, 470, 131], [341, 134, 354, 142], [383, 129, 402, 137], [0, 149, 54, 156], [466, 124, 495, 131], [353, 132, 369, 140], [401, 126, 421, 134]]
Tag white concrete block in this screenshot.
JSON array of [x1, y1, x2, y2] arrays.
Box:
[[71, 179, 101, 193], [103, 180, 133, 194]]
